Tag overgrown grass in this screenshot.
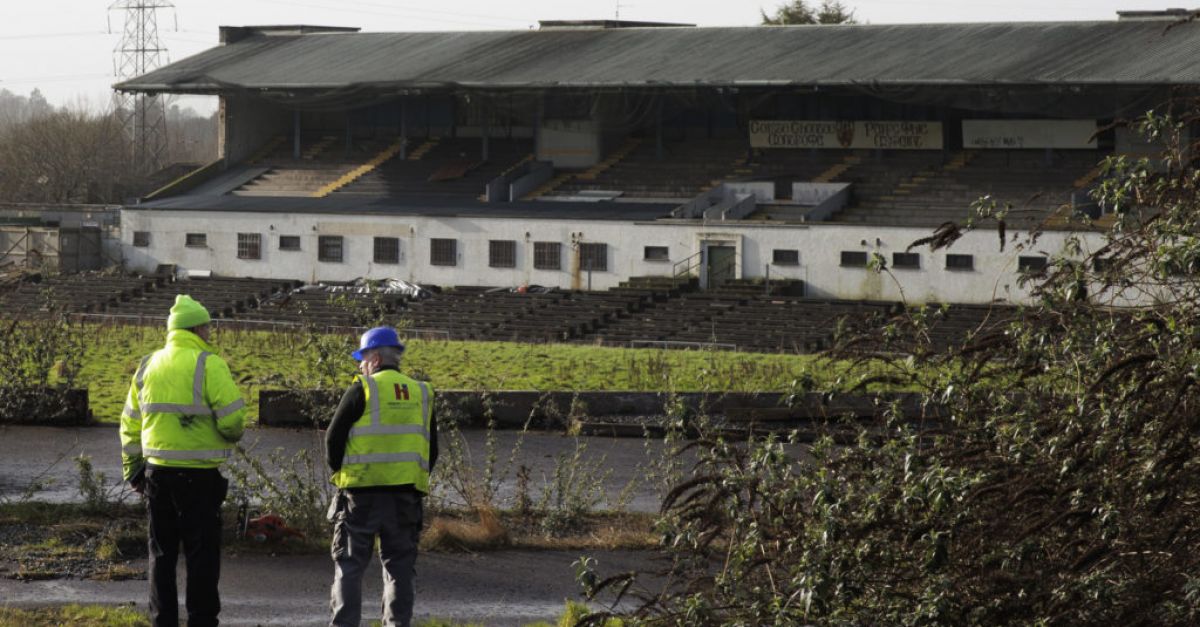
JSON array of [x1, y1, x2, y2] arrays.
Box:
[[79, 323, 874, 422], [0, 605, 149, 627]]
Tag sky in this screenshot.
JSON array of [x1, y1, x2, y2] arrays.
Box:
[[0, 0, 1186, 113]]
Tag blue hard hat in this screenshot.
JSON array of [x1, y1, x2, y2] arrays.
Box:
[[352, 326, 405, 361]]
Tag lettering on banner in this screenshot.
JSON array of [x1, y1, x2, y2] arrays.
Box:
[[749, 120, 943, 150]]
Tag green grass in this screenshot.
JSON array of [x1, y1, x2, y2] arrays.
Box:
[[0, 604, 148, 627], [80, 324, 873, 423]]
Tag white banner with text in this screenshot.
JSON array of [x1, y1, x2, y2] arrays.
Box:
[[962, 120, 1098, 149], [749, 120, 943, 150]]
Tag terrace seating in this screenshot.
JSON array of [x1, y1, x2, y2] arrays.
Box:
[[233, 289, 408, 327], [101, 277, 302, 319], [546, 138, 747, 201], [232, 136, 393, 197], [335, 137, 533, 199], [0, 274, 165, 315], [0, 270, 1013, 356], [831, 150, 1104, 227]]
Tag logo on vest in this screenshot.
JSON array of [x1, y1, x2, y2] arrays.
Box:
[[394, 383, 410, 400]]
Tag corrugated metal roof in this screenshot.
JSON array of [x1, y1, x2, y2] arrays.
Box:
[[117, 20, 1200, 94]]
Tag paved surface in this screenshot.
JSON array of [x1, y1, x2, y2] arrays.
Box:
[[0, 549, 658, 626], [0, 425, 674, 512]]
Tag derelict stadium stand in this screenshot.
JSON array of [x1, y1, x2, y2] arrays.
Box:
[[0, 272, 1010, 355], [232, 135, 392, 197], [97, 277, 302, 319], [0, 274, 164, 315], [548, 138, 747, 201], [831, 149, 1104, 227], [334, 138, 532, 199]]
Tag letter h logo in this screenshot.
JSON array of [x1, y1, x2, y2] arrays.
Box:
[[394, 383, 410, 400]]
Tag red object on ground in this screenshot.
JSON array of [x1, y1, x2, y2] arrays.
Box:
[[244, 514, 306, 543]]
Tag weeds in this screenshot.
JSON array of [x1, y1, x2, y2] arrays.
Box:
[[0, 308, 85, 424], [224, 439, 333, 543]]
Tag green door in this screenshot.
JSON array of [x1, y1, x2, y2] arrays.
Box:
[[706, 245, 736, 288]]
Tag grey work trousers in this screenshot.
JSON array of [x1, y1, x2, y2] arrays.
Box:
[[328, 489, 423, 627]]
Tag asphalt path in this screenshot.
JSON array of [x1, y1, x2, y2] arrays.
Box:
[[0, 549, 659, 626], [0, 425, 674, 624], [0, 425, 675, 512]]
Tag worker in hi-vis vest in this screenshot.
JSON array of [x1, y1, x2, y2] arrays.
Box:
[[325, 326, 437, 627], [119, 294, 247, 627]]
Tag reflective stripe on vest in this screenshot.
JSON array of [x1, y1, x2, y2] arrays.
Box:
[[137, 349, 235, 466], [348, 376, 432, 440], [334, 371, 432, 490], [144, 447, 231, 460], [344, 452, 430, 470], [141, 350, 212, 415]]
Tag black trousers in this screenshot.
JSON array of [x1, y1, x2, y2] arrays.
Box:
[[145, 466, 229, 627]]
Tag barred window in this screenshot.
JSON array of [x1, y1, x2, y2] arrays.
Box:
[[279, 235, 301, 251], [489, 240, 516, 268], [318, 235, 344, 263], [892, 252, 920, 269], [840, 251, 868, 267], [374, 237, 400, 264], [644, 246, 669, 262], [946, 254, 974, 270], [431, 238, 457, 266], [185, 233, 207, 248], [533, 241, 561, 270], [237, 233, 262, 260], [772, 249, 799, 266], [133, 231, 150, 247], [1018, 256, 1047, 273], [579, 242, 607, 272]]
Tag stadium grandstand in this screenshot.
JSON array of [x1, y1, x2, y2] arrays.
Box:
[[112, 12, 1196, 307]]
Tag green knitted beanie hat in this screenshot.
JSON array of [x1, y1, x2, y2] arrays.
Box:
[[167, 294, 211, 330]]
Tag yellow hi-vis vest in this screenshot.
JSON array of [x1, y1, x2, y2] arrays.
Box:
[[332, 370, 433, 492], [119, 329, 247, 479]]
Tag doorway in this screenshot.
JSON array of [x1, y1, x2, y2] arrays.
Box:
[[705, 245, 736, 289]]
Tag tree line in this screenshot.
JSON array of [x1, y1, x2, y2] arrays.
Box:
[[0, 88, 217, 205]]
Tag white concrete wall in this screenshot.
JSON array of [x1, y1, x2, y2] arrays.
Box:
[[120, 208, 1104, 304]]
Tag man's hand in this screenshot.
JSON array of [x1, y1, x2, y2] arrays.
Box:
[[129, 465, 146, 496]]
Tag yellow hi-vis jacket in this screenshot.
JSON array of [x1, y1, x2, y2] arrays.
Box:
[[331, 370, 433, 492], [119, 329, 247, 480]]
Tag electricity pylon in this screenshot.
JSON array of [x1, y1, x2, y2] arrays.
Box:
[[109, 1, 175, 174]]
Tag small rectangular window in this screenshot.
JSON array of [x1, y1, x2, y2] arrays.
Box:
[[185, 233, 207, 248], [318, 235, 344, 263], [489, 240, 517, 268], [772, 249, 799, 266], [840, 251, 868, 267], [374, 237, 400, 264], [892, 252, 920, 269], [579, 242, 608, 272], [946, 254, 974, 270], [133, 231, 150, 247], [534, 242, 561, 270], [237, 233, 262, 260], [1093, 257, 1114, 272], [644, 246, 669, 262], [1018, 256, 1047, 272], [279, 235, 301, 251], [431, 238, 457, 266]]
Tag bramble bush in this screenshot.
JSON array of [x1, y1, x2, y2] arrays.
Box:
[[582, 105, 1200, 625]]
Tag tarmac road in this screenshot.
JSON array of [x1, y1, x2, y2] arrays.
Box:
[[0, 549, 660, 626], [0, 425, 675, 512]]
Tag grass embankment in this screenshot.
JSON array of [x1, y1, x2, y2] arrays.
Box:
[[82, 324, 872, 423]]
